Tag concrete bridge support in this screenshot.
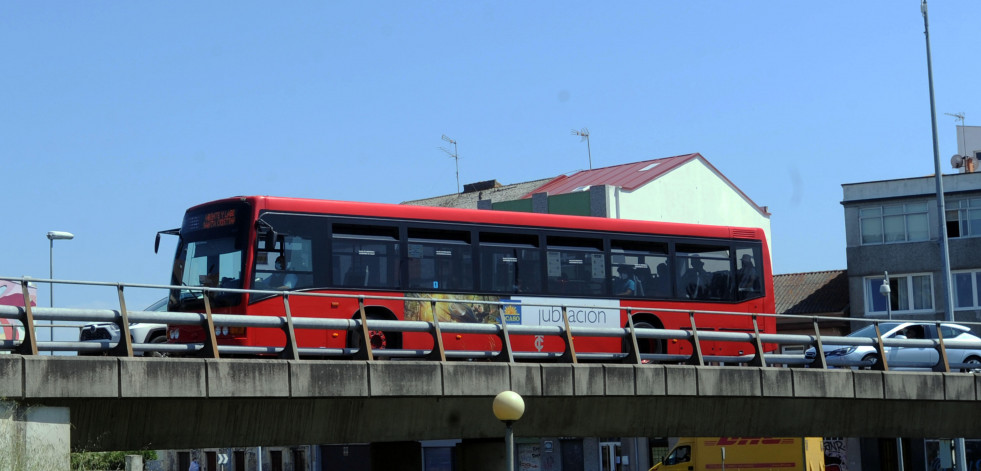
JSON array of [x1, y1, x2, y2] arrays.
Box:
[[0, 402, 70, 471]]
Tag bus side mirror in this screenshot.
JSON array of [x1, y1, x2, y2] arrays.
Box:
[[265, 231, 276, 251]]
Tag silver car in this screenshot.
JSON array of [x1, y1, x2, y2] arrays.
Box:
[[804, 322, 981, 372]]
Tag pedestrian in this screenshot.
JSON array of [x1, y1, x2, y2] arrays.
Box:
[[189, 457, 200, 471]]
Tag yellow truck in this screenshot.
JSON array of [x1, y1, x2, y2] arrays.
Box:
[[650, 437, 825, 471]]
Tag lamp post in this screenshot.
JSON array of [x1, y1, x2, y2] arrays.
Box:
[[880, 271, 892, 321], [880, 271, 904, 470], [922, 2, 966, 469], [46, 231, 74, 350], [493, 391, 525, 471]]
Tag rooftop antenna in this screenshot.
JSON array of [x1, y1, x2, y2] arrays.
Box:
[[571, 127, 592, 169], [439, 134, 460, 193], [945, 112, 966, 155]]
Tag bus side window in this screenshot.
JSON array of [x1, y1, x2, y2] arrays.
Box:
[[545, 236, 604, 297], [478, 233, 541, 294], [676, 244, 733, 301], [331, 224, 401, 289], [406, 228, 473, 292], [735, 247, 762, 300]]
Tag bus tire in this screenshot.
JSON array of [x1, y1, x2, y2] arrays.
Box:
[[628, 320, 664, 360], [347, 312, 402, 356]]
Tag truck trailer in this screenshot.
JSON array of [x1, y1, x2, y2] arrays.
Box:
[[650, 437, 824, 471]]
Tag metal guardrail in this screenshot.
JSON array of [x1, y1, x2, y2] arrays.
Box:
[[2, 276, 981, 373]]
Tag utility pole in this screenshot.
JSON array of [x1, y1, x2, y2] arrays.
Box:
[[922, 2, 965, 470]]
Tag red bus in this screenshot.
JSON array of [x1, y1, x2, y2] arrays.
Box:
[[160, 195, 775, 359]]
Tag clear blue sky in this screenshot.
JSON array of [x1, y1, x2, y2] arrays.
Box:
[[3, 1, 980, 311]]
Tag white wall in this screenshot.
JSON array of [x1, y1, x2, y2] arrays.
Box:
[[956, 125, 981, 160], [608, 158, 773, 253]]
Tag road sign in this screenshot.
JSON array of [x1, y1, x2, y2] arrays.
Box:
[[217, 453, 228, 465]]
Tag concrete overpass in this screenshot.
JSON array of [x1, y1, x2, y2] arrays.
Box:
[[4, 355, 980, 456]]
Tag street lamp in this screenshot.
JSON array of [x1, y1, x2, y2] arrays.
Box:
[[879, 271, 892, 321], [880, 271, 904, 470], [47, 231, 74, 350], [493, 391, 525, 471]]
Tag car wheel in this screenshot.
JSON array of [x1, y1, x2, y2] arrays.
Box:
[[961, 356, 981, 373], [861, 353, 880, 370], [148, 335, 169, 358]]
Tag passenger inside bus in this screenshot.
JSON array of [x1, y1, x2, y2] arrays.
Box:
[[615, 266, 637, 296], [736, 253, 760, 299], [681, 255, 710, 299], [652, 263, 671, 297]]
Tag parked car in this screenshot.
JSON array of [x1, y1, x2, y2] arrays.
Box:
[[804, 322, 981, 372], [78, 297, 168, 356]]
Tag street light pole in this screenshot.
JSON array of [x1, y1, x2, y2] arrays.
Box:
[[493, 391, 525, 471], [880, 272, 892, 321], [921, 2, 966, 469], [46, 231, 74, 352]]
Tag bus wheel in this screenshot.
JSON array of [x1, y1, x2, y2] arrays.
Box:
[[369, 330, 387, 349], [631, 321, 664, 360]]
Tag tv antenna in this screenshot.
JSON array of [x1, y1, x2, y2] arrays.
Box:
[[571, 127, 592, 169], [439, 134, 460, 193]]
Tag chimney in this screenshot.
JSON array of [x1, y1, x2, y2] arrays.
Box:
[[967, 157, 977, 173]]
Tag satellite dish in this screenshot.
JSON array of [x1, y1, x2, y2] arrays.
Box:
[[952, 154, 965, 168]]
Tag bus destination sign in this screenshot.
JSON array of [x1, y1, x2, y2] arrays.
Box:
[[203, 209, 236, 229]]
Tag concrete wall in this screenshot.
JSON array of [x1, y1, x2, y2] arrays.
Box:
[[0, 402, 70, 470], [4, 356, 981, 452]]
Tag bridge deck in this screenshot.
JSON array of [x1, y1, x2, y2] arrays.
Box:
[[2, 356, 979, 450]]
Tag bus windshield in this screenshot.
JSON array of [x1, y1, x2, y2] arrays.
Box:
[[170, 201, 250, 309]]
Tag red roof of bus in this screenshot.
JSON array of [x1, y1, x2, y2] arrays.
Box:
[[195, 196, 766, 247]]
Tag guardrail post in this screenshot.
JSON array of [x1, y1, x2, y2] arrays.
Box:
[[685, 311, 705, 366], [426, 299, 447, 362], [933, 321, 950, 373], [622, 310, 641, 365], [107, 285, 135, 357], [558, 306, 578, 364], [352, 297, 374, 361], [279, 294, 300, 360], [199, 292, 220, 359], [810, 317, 827, 369], [492, 303, 515, 363], [871, 322, 888, 371], [15, 281, 38, 355], [747, 314, 765, 367]]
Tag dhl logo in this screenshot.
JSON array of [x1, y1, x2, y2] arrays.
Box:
[[702, 438, 795, 446]]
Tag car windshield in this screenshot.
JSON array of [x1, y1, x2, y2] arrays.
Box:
[[848, 323, 902, 338]]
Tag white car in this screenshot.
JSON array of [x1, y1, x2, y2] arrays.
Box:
[[78, 298, 169, 356], [804, 322, 981, 372]]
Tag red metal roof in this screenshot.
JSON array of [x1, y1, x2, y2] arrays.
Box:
[[523, 153, 699, 198]]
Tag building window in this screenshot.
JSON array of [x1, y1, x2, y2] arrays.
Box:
[[946, 198, 981, 238], [860, 203, 929, 245], [865, 274, 933, 315], [953, 270, 981, 310]]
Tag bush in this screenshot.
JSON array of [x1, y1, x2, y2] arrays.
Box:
[[71, 450, 158, 471]]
